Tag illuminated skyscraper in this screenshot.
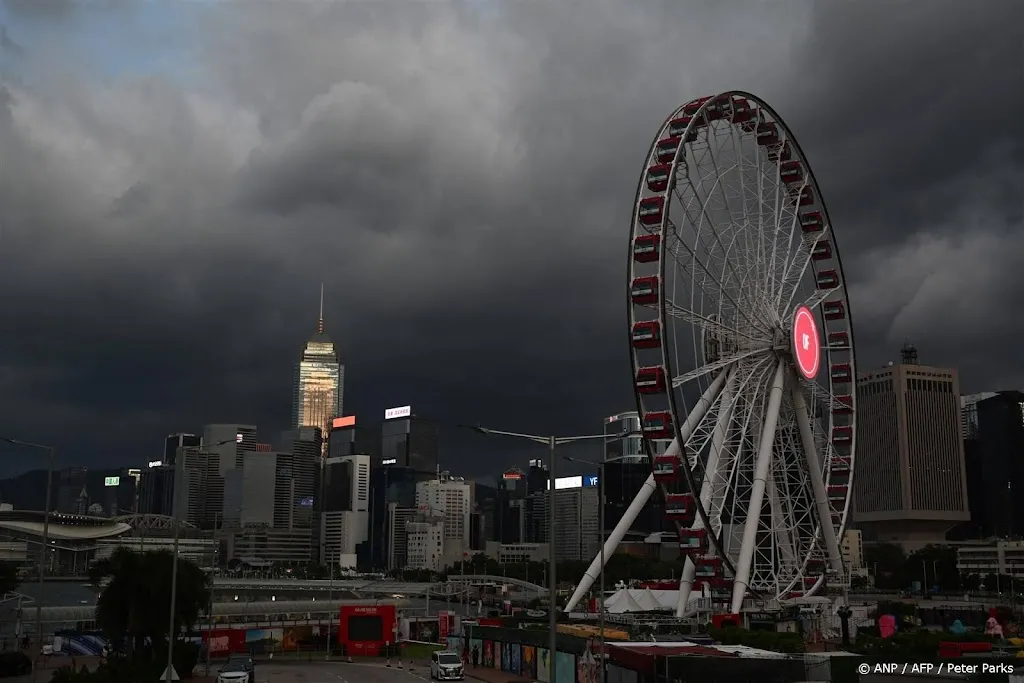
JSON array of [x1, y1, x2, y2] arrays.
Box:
[[292, 286, 344, 450]]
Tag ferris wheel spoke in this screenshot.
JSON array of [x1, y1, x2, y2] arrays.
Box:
[[671, 347, 771, 390], [791, 373, 845, 576], [675, 368, 737, 616], [730, 361, 785, 613], [663, 300, 771, 345], [777, 229, 828, 318]]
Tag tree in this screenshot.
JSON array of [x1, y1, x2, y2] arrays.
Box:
[[0, 561, 19, 595], [89, 548, 210, 662]]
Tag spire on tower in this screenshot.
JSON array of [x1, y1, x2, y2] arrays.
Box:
[[317, 283, 325, 335]]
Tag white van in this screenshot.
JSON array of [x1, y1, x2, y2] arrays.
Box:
[[430, 650, 464, 680]]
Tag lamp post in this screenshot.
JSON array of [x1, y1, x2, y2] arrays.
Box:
[[167, 438, 237, 683], [2, 438, 55, 683], [467, 426, 611, 683], [562, 455, 607, 683]]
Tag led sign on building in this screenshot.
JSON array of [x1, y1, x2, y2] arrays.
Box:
[[502, 469, 524, 480], [148, 460, 163, 468], [381, 458, 398, 466], [104, 476, 120, 487], [333, 416, 356, 429], [384, 406, 412, 420], [547, 475, 599, 490], [235, 433, 244, 443]]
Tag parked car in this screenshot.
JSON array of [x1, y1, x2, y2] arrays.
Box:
[[220, 654, 254, 683], [430, 650, 464, 681]]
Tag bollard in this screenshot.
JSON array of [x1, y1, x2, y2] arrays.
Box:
[[347, 656, 353, 663], [386, 658, 391, 667], [397, 660, 403, 669]]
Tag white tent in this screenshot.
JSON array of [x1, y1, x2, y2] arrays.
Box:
[[604, 589, 645, 614], [635, 588, 662, 611]]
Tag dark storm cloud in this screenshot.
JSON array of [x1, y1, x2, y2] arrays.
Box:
[[0, 1, 1020, 476]]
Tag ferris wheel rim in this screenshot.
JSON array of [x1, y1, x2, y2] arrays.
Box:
[[627, 90, 859, 604]]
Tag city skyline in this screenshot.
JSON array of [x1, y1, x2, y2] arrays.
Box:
[[0, 2, 1020, 475]]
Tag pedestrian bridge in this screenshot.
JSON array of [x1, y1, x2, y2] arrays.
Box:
[[445, 574, 547, 594]]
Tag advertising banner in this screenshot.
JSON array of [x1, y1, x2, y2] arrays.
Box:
[[203, 629, 246, 657], [438, 610, 455, 643]]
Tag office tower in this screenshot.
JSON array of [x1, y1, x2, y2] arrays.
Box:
[[416, 473, 472, 564], [406, 512, 445, 571], [387, 503, 418, 570], [328, 416, 382, 460], [292, 286, 343, 451], [854, 346, 969, 549], [202, 424, 257, 527], [524, 460, 549, 543], [282, 427, 323, 529], [380, 406, 438, 475], [534, 475, 600, 562], [56, 467, 89, 514], [318, 454, 371, 568], [959, 391, 1024, 538], [602, 411, 665, 540], [494, 468, 527, 544], [364, 466, 420, 569], [139, 463, 175, 516], [164, 433, 201, 467]]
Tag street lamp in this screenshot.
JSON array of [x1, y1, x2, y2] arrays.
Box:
[[467, 426, 610, 683], [1, 437, 55, 683], [167, 438, 237, 683], [562, 454, 607, 683]]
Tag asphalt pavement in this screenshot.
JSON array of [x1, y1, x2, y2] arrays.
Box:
[[256, 660, 432, 683]]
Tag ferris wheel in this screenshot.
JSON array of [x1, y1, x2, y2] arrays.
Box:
[[566, 92, 857, 617]]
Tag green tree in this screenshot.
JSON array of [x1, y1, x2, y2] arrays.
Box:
[[0, 561, 19, 595], [905, 544, 959, 592], [89, 548, 210, 663]]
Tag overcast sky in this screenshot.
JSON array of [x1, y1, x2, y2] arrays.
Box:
[[0, 0, 1020, 477]]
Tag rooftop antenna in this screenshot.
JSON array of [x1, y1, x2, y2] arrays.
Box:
[[900, 342, 918, 366], [317, 283, 325, 334]]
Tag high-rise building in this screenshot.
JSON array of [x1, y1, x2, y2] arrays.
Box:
[[387, 503, 418, 571], [416, 473, 472, 564], [406, 512, 445, 571], [56, 467, 88, 514], [328, 416, 381, 460], [282, 427, 322, 529], [379, 406, 438, 475], [853, 347, 969, 550], [164, 433, 201, 467], [139, 463, 175, 516], [203, 424, 258, 527], [363, 466, 420, 569], [959, 391, 1024, 538], [318, 454, 371, 567], [533, 475, 600, 562], [602, 411, 665, 540], [292, 287, 343, 451]]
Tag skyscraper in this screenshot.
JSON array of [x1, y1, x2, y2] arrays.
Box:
[[292, 286, 344, 450], [853, 346, 969, 550]]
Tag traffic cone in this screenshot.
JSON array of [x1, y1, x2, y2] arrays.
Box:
[[397, 660, 403, 669], [347, 656, 353, 663], [408, 660, 413, 670]]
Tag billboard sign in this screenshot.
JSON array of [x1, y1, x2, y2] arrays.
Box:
[[332, 416, 356, 429], [104, 476, 120, 487], [502, 469, 524, 480], [583, 475, 599, 488], [384, 405, 412, 420]]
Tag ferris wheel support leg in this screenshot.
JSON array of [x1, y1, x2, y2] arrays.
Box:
[[791, 378, 846, 580], [677, 370, 737, 617], [564, 368, 730, 614], [730, 361, 786, 614]]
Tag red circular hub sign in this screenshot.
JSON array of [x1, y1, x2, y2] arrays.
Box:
[[792, 306, 821, 380]]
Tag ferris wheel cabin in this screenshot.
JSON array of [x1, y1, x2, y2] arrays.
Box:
[[645, 164, 671, 193], [631, 321, 661, 349], [678, 528, 709, 554], [633, 234, 662, 262], [641, 411, 673, 439], [694, 557, 725, 579], [630, 277, 660, 306], [655, 137, 682, 164], [653, 453, 680, 482], [682, 96, 712, 115], [664, 493, 696, 524], [768, 142, 792, 163], [635, 366, 667, 394], [637, 196, 664, 226], [756, 122, 780, 147], [811, 241, 833, 261], [800, 211, 824, 233]]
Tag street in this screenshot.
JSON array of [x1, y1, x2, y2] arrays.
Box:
[[254, 661, 433, 683]]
